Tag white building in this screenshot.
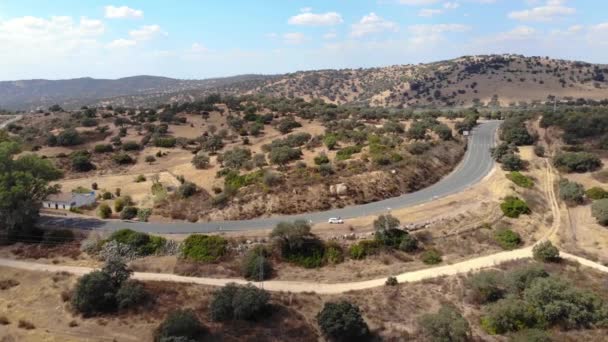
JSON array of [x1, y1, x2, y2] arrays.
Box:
[[43, 192, 96, 210]]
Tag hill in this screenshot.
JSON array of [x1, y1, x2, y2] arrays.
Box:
[[2, 54, 607, 110]]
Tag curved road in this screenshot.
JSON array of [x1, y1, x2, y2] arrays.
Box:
[[41, 120, 500, 233]]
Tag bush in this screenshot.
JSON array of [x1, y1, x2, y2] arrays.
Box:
[[419, 305, 471, 342], [241, 245, 273, 280], [71, 152, 94, 172], [314, 153, 330, 165], [586, 186, 608, 200], [500, 196, 531, 218], [155, 309, 206, 342], [120, 206, 138, 220], [154, 136, 177, 148], [349, 240, 380, 260], [336, 145, 362, 161], [591, 198, 608, 225], [271, 220, 325, 268], [316, 301, 370, 342], [467, 271, 504, 304], [137, 208, 152, 222], [56, 129, 82, 146], [114, 196, 133, 212], [191, 153, 210, 169], [176, 181, 197, 198], [122, 141, 141, 151], [116, 280, 148, 310], [269, 145, 302, 166], [421, 249, 442, 265], [210, 283, 270, 321], [102, 191, 113, 200], [181, 234, 227, 263], [385, 276, 398, 286], [134, 174, 146, 183], [481, 298, 539, 334], [107, 229, 166, 256], [558, 179, 585, 205], [553, 152, 602, 173], [113, 152, 134, 165], [71, 271, 117, 316], [500, 153, 524, 171], [504, 265, 548, 295], [494, 229, 521, 250], [532, 241, 560, 262], [323, 242, 344, 265], [399, 234, 418, 252], [373, 214, 400, 231], [507, 171, 533, 188]]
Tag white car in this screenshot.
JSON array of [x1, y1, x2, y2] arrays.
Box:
[[328, 217, 344, 224]]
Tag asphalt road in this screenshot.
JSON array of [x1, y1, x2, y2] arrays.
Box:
[[40, 120, 500, 233]]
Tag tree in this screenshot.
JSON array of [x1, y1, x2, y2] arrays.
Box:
[[191, 152, 210, 169], [155, 309, 206, 342], [137, 208, 152, 222], [209, 283, 270, 321], [0, 141, 62, 237], [467, 271, 504, 304], [553, 152, 602, 173], [221, 147, 252, 169], [102, 257, 133, 288], [419, 305, 471, 342], [500, 153, 524, 171], [592, 198, 608, 225], [532, 241, 560, 262], [316, 301, 370, 342], [202, 135, 224, 153], [115, 280, 148, 310], [71, 270, 117, 316], [241, 245, 273, 281], [56, 129, 82, 146], [253, 153, 267, 169], [269, 145, 302, 167], [71, 151, 94, 172]]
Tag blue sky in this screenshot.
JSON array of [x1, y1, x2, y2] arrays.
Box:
[[0, 0, 605, 80]]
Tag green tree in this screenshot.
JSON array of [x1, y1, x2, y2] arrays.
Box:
[[97, 203, 112, 219], [419, 305, 471, 342], [558, 179, 585, 205], [316, 301, 370, 342], [155, 309, 206, 342], [209, 283, 270, 321], [532, 241, 560, 262], [71, 270, 117, 316], [591, 198, 608, 225], [191, 152, 210, 169]]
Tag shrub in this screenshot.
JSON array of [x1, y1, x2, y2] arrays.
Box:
[[154, 136, 177, 148], [269, 145, 302, 166], [591, 198, 608, 225], [114, 196, 133, 212], [181, 234, 227, 263], [137, 208, 152, 222], [191, 153, 210, 169], [419, 305, 471, 342], [314, 153, 330, 165], [507, 171, 533, 188], [481, 298, 539, 334], [145, 155, 156, 164], [221, 147, 252, 169], [553, 152, 602, 173], [500, 153, 524, 171], [122, 141, 141, 151], [102, 257, 133, 288], [102, 191, 113, 200], [373, 214, 400, 231], [385, 276, 398, 286], [336, 145, 362, 161], [97, 204, 112, 219], [107, 229, 166, 256], [504, 265, 548, 295], [134, 174, 146, 183], [533, 145, 545, 157], [155, 309, 206, 342], [116, 280, 148, 310], [241, 245, 273, 280], [494, 229, 521, 250], [210, 283, 270, 321], [56, 129, 82, 146], [120, 206, 138, 220], [586, 186, 608, 200], [532, 241, 560, 262], [71, 152, 94, 172], [467, 271, 504, 304], [349, 240, 380, 260], [408, 141, 431, 155], [421, 249, 442, 265], [177, 182, 197, 198], [500, 196, 530, 218], [316, 301, 370, 342], [558, 179, 585, 205], [271, 220, 325, 268], [323, 242, 344, 265], [399, 234, 418, 252], [71, 271, 117, 316], [113, 152, 134, 165]]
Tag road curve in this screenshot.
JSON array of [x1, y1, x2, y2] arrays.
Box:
[[40, 120, 501, 233]]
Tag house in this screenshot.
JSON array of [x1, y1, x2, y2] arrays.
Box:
[[43, 192, 96, 210]]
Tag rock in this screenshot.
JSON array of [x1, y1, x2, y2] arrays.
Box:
[[335, 183, 348, 196]]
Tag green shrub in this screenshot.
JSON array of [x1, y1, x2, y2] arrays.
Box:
[[316, 301, 370, 342], [98, 203, 112, 219], [532, 241, 560, 263], [336, 145, 362, 161], [134, 174, 146, 183], [113, 152, 134, 165], [122, 141, 141, 151], [500, 196, 531, 218], [507, 171, 533, 188], [181, 235, 227, 263], [385, 276, 398, 286], [467, 271, 505, 304], [323, 242, 344, 265], [421, 249, 442, 265], [558, 179, 585, 205], [419, 305, 471, 342], [533, 145, 545, 157], [191, 153, 210, 169], [500, 153, 524, 171], [349, 240, 380, 260], [154, 136, 177, 148], [399, 234, 418, 252], [553, 151, 602, 173], [116, 280, 148, 310], [176, 181, 197, 198], [114, 196, 133, 212], [314, 153, 330, 165], [494, 229, 522, 250], [504, 265, 548, 295], [155, 309, 206, 342], [210, 283, 270, 321], [107, 229, 166, 256], [591, 198, 608, 225], [586, 186, 608, 200], [101, 191, 113, 200], [120, 206, 138, 220], [271, 220, 325, 268], [481, 298, 539, 335], [137, 208, 152, 222], [71, 271, 117, 316], [241, 245, 273, 281]]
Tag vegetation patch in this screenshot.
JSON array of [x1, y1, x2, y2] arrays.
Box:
[[181, 234, 227, 263], [507, 171, 533, 188]]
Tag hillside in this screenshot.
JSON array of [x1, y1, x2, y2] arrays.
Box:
[[3, 55, 608, 110]]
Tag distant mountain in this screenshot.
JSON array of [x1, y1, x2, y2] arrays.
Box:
[[3, 55, 608, 110], [0, 74, 272, 110]]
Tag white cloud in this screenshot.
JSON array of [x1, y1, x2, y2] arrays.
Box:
[[508, 0, 575, 22], [106, 38, 136, 49], [129, 25, 166, 41], [409, 24, 471, 45], [323, 31, 337, 40], [190, 42, 208, 53], [399, 0, 440, 5], [443, 2, 460, 9], [283, 32, 308, 45], [351, 13, 398, 37], [104, 5, 143, 19], [482, 26, 537, 42], [288, 11, 343, 26], [419, 9, 444, 17]]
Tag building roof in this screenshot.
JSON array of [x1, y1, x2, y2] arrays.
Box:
[[45, 191, 94, 203]]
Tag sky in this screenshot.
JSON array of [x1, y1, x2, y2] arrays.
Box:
[[0, 0, 606, 81]]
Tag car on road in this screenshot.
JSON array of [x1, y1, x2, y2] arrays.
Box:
[[328, 217, 344, 224]]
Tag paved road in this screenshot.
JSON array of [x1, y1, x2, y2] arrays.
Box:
[[40, 120, 500, 233]]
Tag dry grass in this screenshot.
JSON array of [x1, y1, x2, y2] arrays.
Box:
[[0, 279, 19, 290]]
